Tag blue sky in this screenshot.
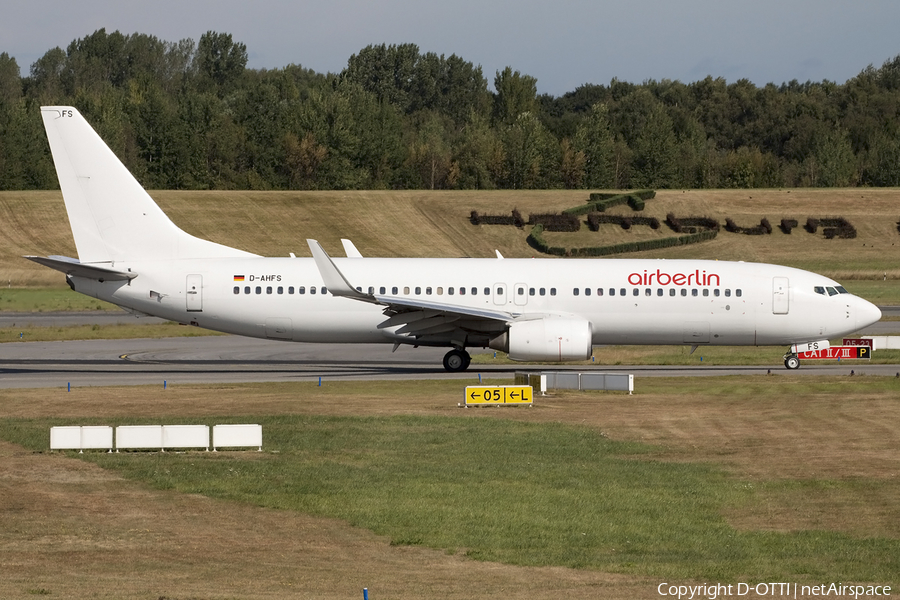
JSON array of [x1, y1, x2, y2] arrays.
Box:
[[4, 0, 899, 96]]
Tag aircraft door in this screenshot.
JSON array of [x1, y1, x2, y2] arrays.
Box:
[[773, 277, 789, 314], [493, 283, 507, 306], [514, 283, 528, 306], [186, 274, 202, 312]]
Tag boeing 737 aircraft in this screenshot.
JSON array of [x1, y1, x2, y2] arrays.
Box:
[[28, 107, 882, 371]]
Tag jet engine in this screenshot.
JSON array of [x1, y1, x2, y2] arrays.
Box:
[[490, 318, 593, 362]]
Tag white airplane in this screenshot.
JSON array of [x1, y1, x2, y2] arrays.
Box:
[[28, 106, 881, 372]]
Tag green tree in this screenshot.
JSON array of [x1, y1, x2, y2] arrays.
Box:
[[403, 111, 456, 189], [574, 102, 614, 188], [493, 67, 538, 126], [630, 102, 677, 188], [500, 112, 559, 189], [196, 31, 248, 94], [453, 111, 502, 189], [342, 43, 419, 112]]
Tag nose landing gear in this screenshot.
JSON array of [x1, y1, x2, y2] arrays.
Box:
[[443, 349, 471, 372], [783, 353, 800, 370]]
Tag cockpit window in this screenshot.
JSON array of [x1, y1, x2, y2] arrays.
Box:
[[835, 286, 849, 294], [814, 286, 826, 295], [826, 287, 838, 296]]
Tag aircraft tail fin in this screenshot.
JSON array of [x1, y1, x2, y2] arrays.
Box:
[[40, 106, 256, 263]]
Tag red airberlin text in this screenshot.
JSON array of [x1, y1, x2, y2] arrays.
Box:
[[627, 269, 721, 286]]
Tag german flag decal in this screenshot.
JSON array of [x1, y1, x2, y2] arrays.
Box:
[[234, 275, 245, 282]]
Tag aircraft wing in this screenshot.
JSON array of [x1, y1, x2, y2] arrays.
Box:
[[25, 255, 137, 281], [306, 239, 518, 342]]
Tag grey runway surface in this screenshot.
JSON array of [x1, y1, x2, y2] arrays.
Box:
[[1, 310, 899, 389]]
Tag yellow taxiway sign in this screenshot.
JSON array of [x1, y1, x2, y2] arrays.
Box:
[[465, 385, 533, 405]]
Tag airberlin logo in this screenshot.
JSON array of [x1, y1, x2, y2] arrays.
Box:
[[628, 269, 721, 286]]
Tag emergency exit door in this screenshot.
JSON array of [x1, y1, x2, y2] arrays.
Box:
[[186, 274, 203, 312], [773, 277, 789, 314]]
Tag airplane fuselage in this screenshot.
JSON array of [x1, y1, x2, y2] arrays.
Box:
[[70, 256, 875, 349]]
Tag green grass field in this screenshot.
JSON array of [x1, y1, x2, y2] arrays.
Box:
[[2, 377, 898, 584]]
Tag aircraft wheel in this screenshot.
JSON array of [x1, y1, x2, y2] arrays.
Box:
[[443, 349, 470, 372], [784, 355, 800, 370]]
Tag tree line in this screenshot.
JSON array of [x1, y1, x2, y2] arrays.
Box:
[[1, 29, 899, 191]]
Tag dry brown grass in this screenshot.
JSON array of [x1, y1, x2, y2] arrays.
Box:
[[1, 377, 898, 598], [5, 189, 900, 287]]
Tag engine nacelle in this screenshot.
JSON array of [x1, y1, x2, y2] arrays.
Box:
[[490, 318, 593, 362]]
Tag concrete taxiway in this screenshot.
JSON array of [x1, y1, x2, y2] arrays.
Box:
[[2, 327, 900, 389]]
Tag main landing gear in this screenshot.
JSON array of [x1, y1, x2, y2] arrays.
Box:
[[443, 349, 471, 372], [783, 353, 801, 370]]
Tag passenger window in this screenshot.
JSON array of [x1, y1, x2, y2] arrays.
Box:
[[244, 286, 250, 294], [321, 287, 327, 294], [529, 288, 535, 296], [692, 289, 698, 297], [540, 288, 546, 296], [669, 289, 675, 297], [681, 289, 687, 297], [632, 288, 639, 297], [266, 286, 273, 294], [814, 286, 826, 295], [714, 289, 720, 297], [550, 288, 557, 296], [609, 288, 615, 296], [724, 289, 730, 297], [256, 286, 262, 294], [736, 289, 742, 297], [585, 288, 591, 296], [657, 288, 663, 296], [404, 287, 410, 295], [471, 287, 477, 295], [645, 288, 651, 296], [437, 287, 443, 295], [288, 286, 294, 294], [298, 286, 305, 294], [573, 288, 580, 296], [233, 286, 240, 294], [277, 286, 283, 294], [597, 288, 603, 297], [392, 287, 398, 294], [449, 287, 455, 295], [380, 286, 386, 294], [620, 288, 627, 296], [484, 287, 490, 295], [426, 287, 433, 295], [368, 286, 374, 294], [703, 289, 709, 297], [415, 287, 421, 295], [310, 286, 316, 295], [459, 287, 466, 296]]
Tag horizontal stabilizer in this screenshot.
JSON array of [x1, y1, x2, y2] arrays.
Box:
[[25, 255, 137, 281]]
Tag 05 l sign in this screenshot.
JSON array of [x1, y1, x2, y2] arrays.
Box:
[[465, 386, 533, 405]]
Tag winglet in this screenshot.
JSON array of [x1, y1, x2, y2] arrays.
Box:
[[495, 250, 504, 259], [341, 239, 364, 258], [306, 240, 376, 302]]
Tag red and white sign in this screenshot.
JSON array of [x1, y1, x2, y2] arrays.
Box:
[[799, 346, 871, 360]]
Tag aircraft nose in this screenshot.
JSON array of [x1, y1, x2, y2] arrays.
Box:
[[855, 298, 882, 330]]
